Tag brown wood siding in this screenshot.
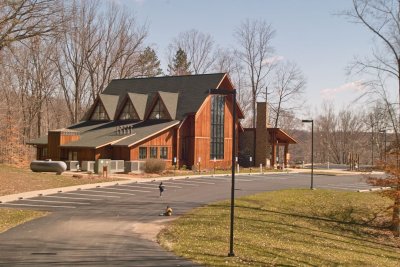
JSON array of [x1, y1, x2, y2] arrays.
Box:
[[129, 128, 176, 166], [112, 146, 130, 161], [194, 93, 238, 169], [48, 132, 61, 160], [95, 145, 113, 160], [177, 115, 195, 167]]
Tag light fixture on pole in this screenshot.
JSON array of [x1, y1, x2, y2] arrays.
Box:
[[209, 88, 237, 257], [302, 119, 314, 189]]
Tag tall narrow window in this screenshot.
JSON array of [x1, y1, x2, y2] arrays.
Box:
[[90, 102, 109, 120], [149, 99, 169, 119], [150, 147, 158, 158], [210, 95, 225, 159], [119, 101, 139, 120], [139, 147, 147, 159], [160, 147, 168, 159]]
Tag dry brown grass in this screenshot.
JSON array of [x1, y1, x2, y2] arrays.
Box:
[[0, 164, 122, 196]]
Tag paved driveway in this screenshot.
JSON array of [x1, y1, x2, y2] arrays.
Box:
[[0, 172, 378, 266]]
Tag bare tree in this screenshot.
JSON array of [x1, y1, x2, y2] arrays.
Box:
[[167, 29, 215, 74], [55, 0, 98, 123], [234, 18, 275, 127], [85, 2, 148, 102], [0, 0, 62, 51], [269, 61, 306, 128], [345, 0, 400, 135]]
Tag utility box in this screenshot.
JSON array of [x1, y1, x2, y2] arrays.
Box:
[[81, 161, 95, 172], [94, 159, 111, 174], [110, 160, 124, 173], [66, 161, 80, 171], [125, 161, 145, 173]]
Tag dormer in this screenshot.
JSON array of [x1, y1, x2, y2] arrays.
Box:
[[145, 91, 178, 120], [87, 94, 119, 121], [116, 92, 148, 121]]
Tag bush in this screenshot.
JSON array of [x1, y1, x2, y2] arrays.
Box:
[[144, 159, 166, 174]]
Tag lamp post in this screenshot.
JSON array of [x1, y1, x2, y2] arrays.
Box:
[[209, 88, 237, 257], [302, 119, 314, 189]]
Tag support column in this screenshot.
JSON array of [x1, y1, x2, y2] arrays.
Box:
[[271, 133, 277, 168], [284, 143, 288, 168]]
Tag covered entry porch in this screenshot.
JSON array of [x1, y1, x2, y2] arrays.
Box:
[[268, 128, 297, 168]]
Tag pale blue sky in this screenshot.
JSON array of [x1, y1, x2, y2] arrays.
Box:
[[111, 0, 374, 112]]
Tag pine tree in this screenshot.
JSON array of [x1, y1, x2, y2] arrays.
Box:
[[168, 48, 191, 76], [136, 47, 163, 77]]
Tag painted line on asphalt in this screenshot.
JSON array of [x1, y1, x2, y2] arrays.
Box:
[[41, 195, 102, 201], [21, 199, 89, 205], [178, 179, 215, 185], [154, 184, 183, 189], [62, 192, 120, 198], [107, 187, 151, 193], [122, 184, 158, 190], [0, 203, 76, 208], [83, 189, 135, 196], [165, 181, 198, 187]]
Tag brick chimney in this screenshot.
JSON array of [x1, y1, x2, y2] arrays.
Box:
[[255, 102, 270, 166]]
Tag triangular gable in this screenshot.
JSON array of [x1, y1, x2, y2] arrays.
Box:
[[118, 99, 140, 120], [99, 94, 119, 119], [89, 100, 110, 121], [158, 91, 178, 120], [127, 92, 148, 120], [146, 94, 171, 120], [216, 74, 245, 119]]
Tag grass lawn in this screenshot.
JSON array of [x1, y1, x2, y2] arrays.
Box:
[[158, 189, 400, 266], [0, 208, 47, 234], [0, 164, 122, 196]]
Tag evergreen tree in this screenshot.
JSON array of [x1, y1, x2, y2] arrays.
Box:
[[136, 47, 163, 77], [168, 48, 191, 76]]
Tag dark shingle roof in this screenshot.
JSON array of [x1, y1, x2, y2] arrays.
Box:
[[58, 120, 179, 148], [102, 73, 226, 120]]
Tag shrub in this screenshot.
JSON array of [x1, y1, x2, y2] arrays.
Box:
[[144, 159, 166, 174]]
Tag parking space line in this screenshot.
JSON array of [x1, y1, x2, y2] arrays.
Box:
[[177, 180, 215, 185], [0, 203, 75, 208], [107, 187, 151, 193], [122, 184, 158, 190], [62, 192, 120, 198], [165, 182, 198, 186], [21, 199, 89, 205], [152, 184, 183, 188], [83, 189, 135, 196], [41, 195, 102, 201]]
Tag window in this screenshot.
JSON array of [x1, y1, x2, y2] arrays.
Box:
[[160, 147, 168, 159], [210, 95, 225, 159], [68, 151, 78, 161], [139, 147, 147, 159], [149, 99, 169, 119], [150, 147, 158, 158], [119, 101, 139, 120], [90, 102, 109, 120], [41, 147, 48, 159]]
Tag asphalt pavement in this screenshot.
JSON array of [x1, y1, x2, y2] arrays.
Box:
[[0, 171, 383, 266]]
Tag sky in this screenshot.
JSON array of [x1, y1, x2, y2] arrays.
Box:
[[109, 0, 375, 113]]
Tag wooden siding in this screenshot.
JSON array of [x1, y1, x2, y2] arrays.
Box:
[[194, 93, 238, 169], [47, 131, 80, 160], [129, 128, 175, 166], [177, 115, 195, 168]]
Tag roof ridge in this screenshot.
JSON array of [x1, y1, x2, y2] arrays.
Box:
[[110, 72, 226, 81]]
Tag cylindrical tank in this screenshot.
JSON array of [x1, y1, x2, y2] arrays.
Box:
[[30, 160, 67, 174]]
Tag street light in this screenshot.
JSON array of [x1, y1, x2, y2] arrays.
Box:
[[302, 119, 314, 189], [209, 88, 237, 257]]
